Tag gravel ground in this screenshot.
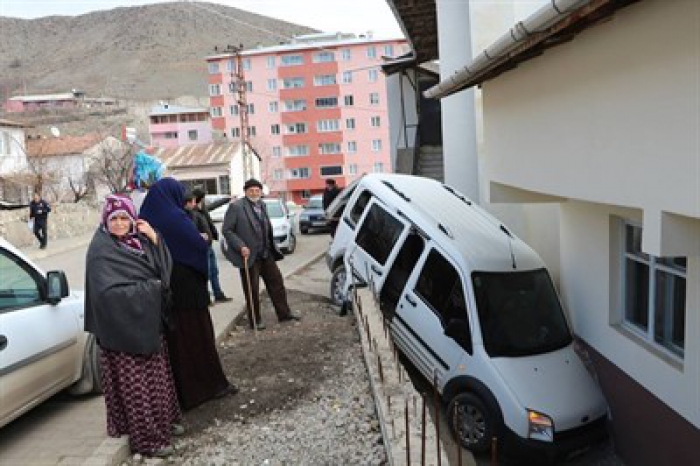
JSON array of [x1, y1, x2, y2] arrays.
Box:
[[125, 287, 386, 465]]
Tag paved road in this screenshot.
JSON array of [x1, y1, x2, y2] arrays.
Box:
[[0, 229, 331, 466]]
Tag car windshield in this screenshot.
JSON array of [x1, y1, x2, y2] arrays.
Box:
[[306, 197, 323, 209], [264, 201, 285, 218], [472, 268, 572, 357]]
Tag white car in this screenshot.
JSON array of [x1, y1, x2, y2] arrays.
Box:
[[264, 198, 296, 254], [205, 195, 232, 223], [0, 238, 101, 428]]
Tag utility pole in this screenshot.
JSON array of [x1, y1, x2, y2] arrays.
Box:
[[223, 44, 254, 181]]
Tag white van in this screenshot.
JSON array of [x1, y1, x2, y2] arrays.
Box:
[[326, 174, 608, 461]]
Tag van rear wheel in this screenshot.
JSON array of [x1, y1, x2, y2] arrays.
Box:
[[329, 264, 347, 307], [447, 392, 495, 453]]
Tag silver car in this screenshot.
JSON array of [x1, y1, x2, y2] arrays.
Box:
[[264, 198, 296, 254]]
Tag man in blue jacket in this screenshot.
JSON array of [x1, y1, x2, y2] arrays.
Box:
[[29, 192, 51, 249]]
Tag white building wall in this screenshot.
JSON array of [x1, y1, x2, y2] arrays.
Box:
[[479, 1, 699, 427], [386, 71, 418, 171]]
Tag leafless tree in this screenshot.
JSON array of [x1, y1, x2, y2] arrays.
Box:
[[87, 139, 135, 194]]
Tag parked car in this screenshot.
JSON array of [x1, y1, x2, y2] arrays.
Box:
[[0, 238, 101, 428], [205, 195, 232, 223], [298, 194, 329, 234], [326, 174, 608, 462], [263, 197, 296, 254]]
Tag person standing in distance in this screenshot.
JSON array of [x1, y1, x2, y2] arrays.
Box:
[[29, 192, 51, 249], [322, 178, 341, 237], [221, 178, 300, 330]]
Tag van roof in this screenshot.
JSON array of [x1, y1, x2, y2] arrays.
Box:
[[359, 174, 543, 272]]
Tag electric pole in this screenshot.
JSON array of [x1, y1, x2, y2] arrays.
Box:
[[223, 44, 254, 181]]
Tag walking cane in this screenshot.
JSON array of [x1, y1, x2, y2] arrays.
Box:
[[243, 255, 259, 339]]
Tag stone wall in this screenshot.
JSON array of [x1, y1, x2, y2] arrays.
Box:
[[0, 203, 100, 247]]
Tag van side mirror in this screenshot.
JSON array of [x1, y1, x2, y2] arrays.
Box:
[[47, 270, 69, 304], [445, 318, 472, 354]]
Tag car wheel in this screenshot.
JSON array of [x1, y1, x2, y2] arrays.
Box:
[[447, 392, 497, 453], [69, 334, 103, 395], [283, 233, 296, 254], [330, 264, 347, 307]]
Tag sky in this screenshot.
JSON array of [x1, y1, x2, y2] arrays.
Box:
[[0, 0, 405, 39]]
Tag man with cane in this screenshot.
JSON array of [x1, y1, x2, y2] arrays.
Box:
[[221, 178, 301, 330]]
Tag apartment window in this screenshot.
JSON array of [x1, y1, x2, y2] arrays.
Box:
[[342, 71, 353, 84], [313, 51, 335, 63], [317, 119, 340, 132], [244, 103, 255, 115], [372, 139, 382, 152], [367, 46, 377, 58], [314, 75, 337, 86], [228, 82, 237, 94], [267, 79, 277, 91], [267, 56, 276, 69], [284, 100, 307, 112], [268, 101, 278, 113], [271, 124, 280, 135], [272, 146, 281, 157], [164, 132, 178, 139], [370, 92, 380, 105], [231, 127, 240, 138], [346, 118, 356, 130], [347, 141, 357, 154], [280, 54, 304, 66], [219, 175, 231, 195], [226, 59, 235, 72], [286, 122, 308, 134], [273, 169, 284, 180], [621, 222, 686, 357], [209, 84, 221, 96], [208, 62, 220, 74], [188, 130, 198, 141], [370, 116, 381, 127], [246, 126, 257, 137], [344, 95, 354, 106], [287, 145, 309, 156], [368, 69, 379, 82], [373, 162, 384, 173], [283, 77, 305, 89], [341, 48, 352, 61], [289, 167, 310, 179], [315, 97, 338, 108], [319, 143, 341, 154], [230, 104, 239, 116], [384, 44, 394, 57], [321, 166, 343, 177], [348, 163, 358, 175], [242, 58, 252, 71], [210, 107, 223, 117], [246, 81, 253, 92]]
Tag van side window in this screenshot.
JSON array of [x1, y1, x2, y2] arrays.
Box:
[[355, 203, 403, 265], [415, 250, 470, 327], [380, 232, 424, 318], [349, 190, 372, 225]]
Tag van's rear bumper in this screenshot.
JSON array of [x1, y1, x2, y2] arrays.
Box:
[[501, 415, 608, 463]]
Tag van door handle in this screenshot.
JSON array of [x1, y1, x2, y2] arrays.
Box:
[[405, 295, 417, 307], [371, 265, 383, 276], [0, 335, 7, 351]]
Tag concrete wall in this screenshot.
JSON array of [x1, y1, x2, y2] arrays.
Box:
[[0, 203, 100, 248]]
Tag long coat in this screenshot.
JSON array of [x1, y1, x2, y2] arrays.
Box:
[[221, 198, 283, 268]]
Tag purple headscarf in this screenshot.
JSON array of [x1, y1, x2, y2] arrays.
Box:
[[101, 194, 143, 254]]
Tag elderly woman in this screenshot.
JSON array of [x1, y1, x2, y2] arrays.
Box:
[[84, 194, 181, 458], [140, 178, 236, 410]]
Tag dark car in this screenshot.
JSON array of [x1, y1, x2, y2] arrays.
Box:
[[298, 195, 329, 234]]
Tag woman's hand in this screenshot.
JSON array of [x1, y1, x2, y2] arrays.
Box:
[[136, 219, 158, 244]]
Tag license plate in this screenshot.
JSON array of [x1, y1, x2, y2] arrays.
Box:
[[312, 221, 326, 226]]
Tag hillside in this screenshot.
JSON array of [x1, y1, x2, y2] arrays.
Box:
[[0, 1, 316, 102]]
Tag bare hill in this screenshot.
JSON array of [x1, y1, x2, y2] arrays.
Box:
[[0, 1, 316, 101]]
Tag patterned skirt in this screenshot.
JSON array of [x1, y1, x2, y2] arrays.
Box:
[[100, 338, 181, 454]]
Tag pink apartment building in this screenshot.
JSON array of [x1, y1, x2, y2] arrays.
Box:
[[148, 104, 213, 148], [205, 33, 408, 204]]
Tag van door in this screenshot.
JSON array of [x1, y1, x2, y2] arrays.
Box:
[[344, 199, 411, 296], [392, 246, 473, 388]]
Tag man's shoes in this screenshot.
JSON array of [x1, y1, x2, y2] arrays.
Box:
[[214, 295, 233, 303], [39, 244, 46, 250], [171, 423, 186, 437], [280, 310, 302, 322], [149, 445, 174, 458], [255, 322, 266, 330], [214, 383, 239, 399]]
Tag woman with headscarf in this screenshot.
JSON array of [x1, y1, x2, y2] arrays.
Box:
[[85, 194, 181, 458], [139, 177, 237, 410]]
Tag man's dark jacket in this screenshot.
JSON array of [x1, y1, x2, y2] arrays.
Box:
[[221, 198, 283, 268], [29, 200, 51, 221]]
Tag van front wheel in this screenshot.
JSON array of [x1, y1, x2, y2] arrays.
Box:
[[447, 392, 496, 453], [329, 264, 347, 307]]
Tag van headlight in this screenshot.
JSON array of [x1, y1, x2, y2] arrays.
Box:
[[274, 224, 289, 235], [527, 410, 554, 442]]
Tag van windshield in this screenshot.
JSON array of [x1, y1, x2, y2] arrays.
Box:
[[472, 269, 572, 357]]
